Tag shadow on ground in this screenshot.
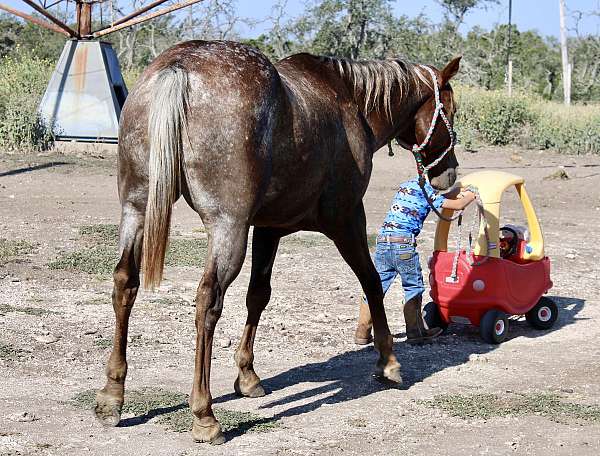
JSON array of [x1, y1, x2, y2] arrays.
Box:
[[121, 295, 583, 440], [0, 161, 70, 177], [248, 295, 584, 420]]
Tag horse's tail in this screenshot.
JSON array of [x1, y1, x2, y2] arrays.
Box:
[[142, 65, 189, 289]]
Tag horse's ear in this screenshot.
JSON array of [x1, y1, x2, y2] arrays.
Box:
[[441, 56, 462, 85]]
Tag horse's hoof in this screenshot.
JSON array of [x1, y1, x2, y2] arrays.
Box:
[[94, 391, 123, 427], [383, 367, 403, 385], [234, 378, 266, 398], [192, 420, 225, 445], [374, 364, 403, 386]]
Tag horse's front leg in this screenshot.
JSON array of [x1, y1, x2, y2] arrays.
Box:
[[330, 204, 402, 384], [190, 223, 249, 445]]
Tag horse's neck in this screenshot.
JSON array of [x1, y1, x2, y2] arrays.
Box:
[[361, 85, 429, 151]]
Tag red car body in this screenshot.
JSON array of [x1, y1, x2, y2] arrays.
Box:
[[429, 250, 553, 327]]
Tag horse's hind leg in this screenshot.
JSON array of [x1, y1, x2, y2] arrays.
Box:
[[95, 204, 144, 426], [190, 221, 249, 444], [234, 227, 283, 398], [330, 204, 402, 384]]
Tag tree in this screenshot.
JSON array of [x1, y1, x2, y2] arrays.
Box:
[[435, 0, 500, 29], [288, 0, 396, 59]]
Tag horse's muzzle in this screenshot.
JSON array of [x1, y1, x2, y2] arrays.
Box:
[[429, 167, 457, 191]]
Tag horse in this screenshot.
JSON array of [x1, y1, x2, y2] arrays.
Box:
[[94, 40, 461, 444]]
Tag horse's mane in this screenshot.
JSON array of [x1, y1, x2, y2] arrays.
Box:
[[321, 56, 432, 118]]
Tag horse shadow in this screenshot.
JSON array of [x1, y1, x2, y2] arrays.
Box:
[[235, 295, 584, 422], [123, 296, 583, 439]]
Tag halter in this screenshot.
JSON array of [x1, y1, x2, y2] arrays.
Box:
[[411, 65, 460, 223], [412, 65, 456, 182]]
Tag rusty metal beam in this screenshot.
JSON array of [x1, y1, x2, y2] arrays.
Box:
[[0, 2, 70, 36], [111, 0, 170, 27], [76, 0, 92, 36], [19, 0, 77, 37], [94, 0, 204, 37]]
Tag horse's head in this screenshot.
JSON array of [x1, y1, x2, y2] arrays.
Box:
[[396, 57, 462, 191]]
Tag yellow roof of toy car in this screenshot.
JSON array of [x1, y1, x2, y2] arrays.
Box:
[[434, 170, 544, 260], [456, 170, 524, 204]]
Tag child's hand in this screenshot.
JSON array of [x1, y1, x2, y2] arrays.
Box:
[[459, 189, 476, 201]]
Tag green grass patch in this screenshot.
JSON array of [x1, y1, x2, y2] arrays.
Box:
[[0, 341, 29, 361], [47, 245, 118, 276], [71, 388, 278, 434], [147, 296, 189, 306], [79, 224, 119, 245], [0, 303, 57, 316], [0, 238, 36, 264], [75, 297, 108, 306], [421, 392, 600, 424], [50, 223, 208, 275], [165, 238, 207, 267], [278, 234, 332, 253], [93, 337, 112, 349]]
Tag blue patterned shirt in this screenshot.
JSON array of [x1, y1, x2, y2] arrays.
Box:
[[379, 177, 446, 237]]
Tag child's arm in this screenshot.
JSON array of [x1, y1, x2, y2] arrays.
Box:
[[441, 189, 476, 211]]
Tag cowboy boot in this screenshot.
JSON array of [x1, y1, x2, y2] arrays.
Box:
[[404, 295, 442, 344], [354, 296, 373, 345]]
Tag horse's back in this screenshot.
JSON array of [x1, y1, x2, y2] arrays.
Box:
[[119, 40, 287, 221]]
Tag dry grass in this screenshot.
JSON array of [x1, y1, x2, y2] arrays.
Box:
[[0, 303, 57, 316], [48, 224, 209, 275], [421, 392, 600, 424], [0, 341, 29, 361], [70, 388, 279, 434], [0, 238, 36, 264]]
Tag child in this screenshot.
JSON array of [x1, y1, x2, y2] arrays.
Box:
[[355, 176, 476, 345]]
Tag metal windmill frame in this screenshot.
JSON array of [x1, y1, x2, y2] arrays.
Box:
[[0, 0, 205, 142]]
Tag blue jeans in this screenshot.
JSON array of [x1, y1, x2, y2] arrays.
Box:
[[372, 239, 424, 303]]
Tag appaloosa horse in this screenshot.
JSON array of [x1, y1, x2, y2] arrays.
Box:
[[94, 40, 461, 444]]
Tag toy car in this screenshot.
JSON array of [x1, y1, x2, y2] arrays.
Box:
[[424, 170, 556, 344]]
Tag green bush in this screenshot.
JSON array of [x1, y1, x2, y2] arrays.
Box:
[[455, 86, 600, 155], [0, 49, 54, 151], [455, 86, 532, 147], [529, 104, 600, 154]]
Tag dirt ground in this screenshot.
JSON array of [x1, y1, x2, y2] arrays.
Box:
[[1, 145, 599, 456]]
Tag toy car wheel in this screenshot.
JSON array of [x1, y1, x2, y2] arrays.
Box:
[[526, 297, 558, 330], [479, 310, 509, 344], [423, 302, 448, 332]]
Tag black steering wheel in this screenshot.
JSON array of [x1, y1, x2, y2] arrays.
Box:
[[499, 226, 519, 259]]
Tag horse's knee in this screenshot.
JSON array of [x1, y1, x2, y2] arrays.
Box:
[[190, 394, 212, 418]]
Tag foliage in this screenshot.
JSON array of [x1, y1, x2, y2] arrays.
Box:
[[0, 49, 54, 151], [0, 0, 598, 155], [529, 103, 600, 155], [455, 86, 532, 146], [454, 86, 600, 154]]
